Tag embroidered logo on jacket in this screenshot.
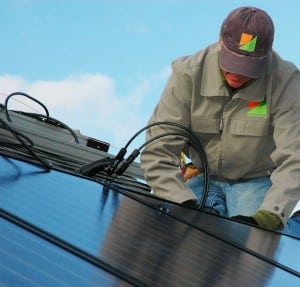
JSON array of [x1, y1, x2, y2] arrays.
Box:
[[239, 33, 257, 52], [247, 100, 267, 116]]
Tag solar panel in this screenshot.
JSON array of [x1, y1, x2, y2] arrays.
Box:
[[1, 156, 299, 287]]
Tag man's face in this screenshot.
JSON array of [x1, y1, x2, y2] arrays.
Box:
[[221, 69, 253, 89]]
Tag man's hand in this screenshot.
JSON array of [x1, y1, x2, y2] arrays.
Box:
[[183, 165, 201, 181], [231, 210, 283, 230]]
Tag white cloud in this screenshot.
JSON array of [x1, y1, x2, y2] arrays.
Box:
[[0, 69, 169, 153]]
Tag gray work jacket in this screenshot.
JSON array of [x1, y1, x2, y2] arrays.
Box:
[[140, 43, 300, 226]]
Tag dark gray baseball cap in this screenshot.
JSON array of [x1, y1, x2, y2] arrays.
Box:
[[220, 7, 274, 78]]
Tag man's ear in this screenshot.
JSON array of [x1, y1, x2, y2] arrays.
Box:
[[219, 36, 223, 45]]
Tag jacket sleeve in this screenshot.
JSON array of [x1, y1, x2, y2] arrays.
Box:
[[140, 61, 197, 203], [260, 69, 300, 226]]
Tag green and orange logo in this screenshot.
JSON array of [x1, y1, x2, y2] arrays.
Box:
[[239, 33, 257, 52], [247, 100, 267, 116]]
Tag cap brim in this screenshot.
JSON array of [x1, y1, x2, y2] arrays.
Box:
[[220, 43, 267, 79]]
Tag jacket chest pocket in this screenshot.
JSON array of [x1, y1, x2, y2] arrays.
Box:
[[230, 119, 270, 136]]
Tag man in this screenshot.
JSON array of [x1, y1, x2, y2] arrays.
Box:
[[140, 6, 300, 236]]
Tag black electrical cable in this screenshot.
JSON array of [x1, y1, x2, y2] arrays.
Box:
[[0, 124, 34, 148], [78, 121, 208, 179], [4, 91, 79, 144], [110, 121, 208, 178], [0, 118, 51, 170], [78, 121, 209, 209], [110, 131, 209, 210], [4, 91, 49, 122], [79, 157, 115, 176], [124, 121, 206, 152]]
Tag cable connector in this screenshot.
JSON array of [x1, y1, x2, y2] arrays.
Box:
[[79, 157, 114, 176], [114, 149, 140, 176]]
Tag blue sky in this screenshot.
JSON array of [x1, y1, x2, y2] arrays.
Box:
[[1, 0, 299, 152]]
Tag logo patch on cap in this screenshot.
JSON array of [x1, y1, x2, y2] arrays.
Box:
[[239, 33, 257, 52]]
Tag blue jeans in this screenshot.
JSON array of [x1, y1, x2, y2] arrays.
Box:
[[185, 174, 300, 238]]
